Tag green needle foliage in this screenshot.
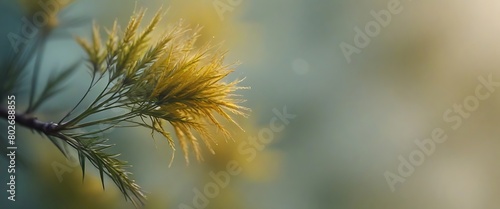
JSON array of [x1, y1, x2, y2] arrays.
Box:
[[1, 5, 248, 208]]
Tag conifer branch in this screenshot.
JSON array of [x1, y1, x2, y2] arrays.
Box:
[[1, 5, 249, 208]]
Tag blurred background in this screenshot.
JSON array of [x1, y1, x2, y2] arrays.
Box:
[[2, 0, 500, 208]]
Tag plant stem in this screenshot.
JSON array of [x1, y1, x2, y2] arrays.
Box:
[[0, 107, 58, 135]]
